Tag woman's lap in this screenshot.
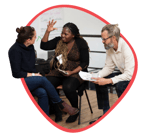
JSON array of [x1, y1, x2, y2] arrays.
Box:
[[46, 76, 81, 91], [46, 76, 62, 88], [24, 76, 48, 91], [46, 76, 80, 108], [62, 77, 80, 91], [32, 87, 47, 97]]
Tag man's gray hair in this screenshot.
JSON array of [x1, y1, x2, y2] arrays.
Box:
[[101, 24, 120, 41]]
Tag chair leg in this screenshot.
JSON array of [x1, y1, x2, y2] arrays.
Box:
[[56, 89, 60, 96], [85, 89, 93, 114], [78, 96, 81, 125], [110, 86, 113, 93]]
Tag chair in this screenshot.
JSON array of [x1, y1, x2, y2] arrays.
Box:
[[57, 82, 93, 125], [77, 82, 93, 125]]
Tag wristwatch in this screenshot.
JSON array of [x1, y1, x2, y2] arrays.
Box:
[[32, 73, 35, 76]]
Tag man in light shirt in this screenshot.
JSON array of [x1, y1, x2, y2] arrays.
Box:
[[90, 24, 134, 123]]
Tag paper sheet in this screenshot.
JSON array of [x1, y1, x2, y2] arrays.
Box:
[[79, 71, 97, 81], [56, 54, 63, 64], [58, 69, 68, 75]]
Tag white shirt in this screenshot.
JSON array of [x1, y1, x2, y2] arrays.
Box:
[[98, 37, 135, 84]]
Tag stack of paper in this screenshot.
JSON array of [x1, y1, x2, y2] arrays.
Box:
[[79, 71, 97, 81]]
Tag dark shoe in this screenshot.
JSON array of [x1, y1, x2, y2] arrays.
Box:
[[55, 108, 67, 122], [98, 115, 102, 119], [58, 101, 79, 116], [55, 113, 62, 122], [53, 104, 62, 122], [89, 120, 96, 124], [49, 105, 55, 115], [89, 116, 102, 124], [66, 112, 79, 123]]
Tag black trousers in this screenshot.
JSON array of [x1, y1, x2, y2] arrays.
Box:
[[46, 76, 81, 108], [95, 72, 130, 110]]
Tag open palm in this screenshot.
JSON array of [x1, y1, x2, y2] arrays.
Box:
[[47, 19, 57, 32]]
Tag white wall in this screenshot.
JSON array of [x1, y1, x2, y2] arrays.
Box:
[[32, 7, 107, 69], [63, 8, 106, 69], [31, 8, 64, 60], [63, 8, 105, 34]]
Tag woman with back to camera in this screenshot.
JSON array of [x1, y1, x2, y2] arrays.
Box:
[[8, 26, 79, 117], [40, 20, 89, 123]]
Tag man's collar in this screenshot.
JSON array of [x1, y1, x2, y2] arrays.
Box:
[[114, 37, 122, 53]]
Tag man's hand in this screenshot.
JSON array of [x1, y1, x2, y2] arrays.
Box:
[[91, 77, 113, 85]]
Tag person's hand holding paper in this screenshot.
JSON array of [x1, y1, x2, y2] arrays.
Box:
[[79, 71, 98, 82]]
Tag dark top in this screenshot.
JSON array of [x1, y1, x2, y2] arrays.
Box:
[[40, 37, 89, 84], [8, 42, 36, 78], [40, 37, 89, 72]]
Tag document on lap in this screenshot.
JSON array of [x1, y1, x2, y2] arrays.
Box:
[[79, 71, 98, 81], [58, 68, 68, 75]]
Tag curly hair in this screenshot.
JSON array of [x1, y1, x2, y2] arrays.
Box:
[[50, 22, 82, 70], [50, 40, 68, 70]]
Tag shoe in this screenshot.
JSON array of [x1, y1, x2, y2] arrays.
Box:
[[89, 120, 96, 124], [53, 104, 62, 122], [58, 101, 79, 116], [66, 112, 79, 123], [89, 116, 102, 124], [55, 113, 62, 122], [98, 115, 102, 119]]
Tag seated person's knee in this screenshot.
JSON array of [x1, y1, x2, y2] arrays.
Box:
[[32, 88, 47, 98], [63, 84, 74, 93]]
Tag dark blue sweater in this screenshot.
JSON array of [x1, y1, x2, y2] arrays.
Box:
[[8, 42, 36, 78]]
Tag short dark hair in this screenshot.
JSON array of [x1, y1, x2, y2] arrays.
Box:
[[16, 26, 35, 43]]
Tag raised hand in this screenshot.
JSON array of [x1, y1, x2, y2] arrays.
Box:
[[47, 19, 57, 32]]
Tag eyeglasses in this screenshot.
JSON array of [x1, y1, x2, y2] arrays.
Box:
[[101, 36, 112, 41]]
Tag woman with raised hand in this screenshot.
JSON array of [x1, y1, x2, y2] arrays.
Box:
[[8, 26, 79, 117], [41, 20, 89, 123]]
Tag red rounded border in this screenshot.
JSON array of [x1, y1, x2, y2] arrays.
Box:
[[21, 4, 138, 133]]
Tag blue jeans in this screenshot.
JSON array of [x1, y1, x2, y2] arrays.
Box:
[[24, 76, 62, 116]]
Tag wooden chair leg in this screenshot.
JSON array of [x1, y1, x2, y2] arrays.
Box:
[[85, 89, 93, 114]]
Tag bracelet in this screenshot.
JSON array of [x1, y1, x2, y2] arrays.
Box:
[[32, 73, 35, 76]]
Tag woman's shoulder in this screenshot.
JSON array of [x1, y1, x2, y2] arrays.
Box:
[[49, 36, 61, 44], [55, 36, 61, 40], [75, 37, 88, 49], [52, 36, 61, 42], [9, 42, 19, 52], [75, 37, 86, 43], [8, 42, 21, 58], [9, 42, 33, 53]]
